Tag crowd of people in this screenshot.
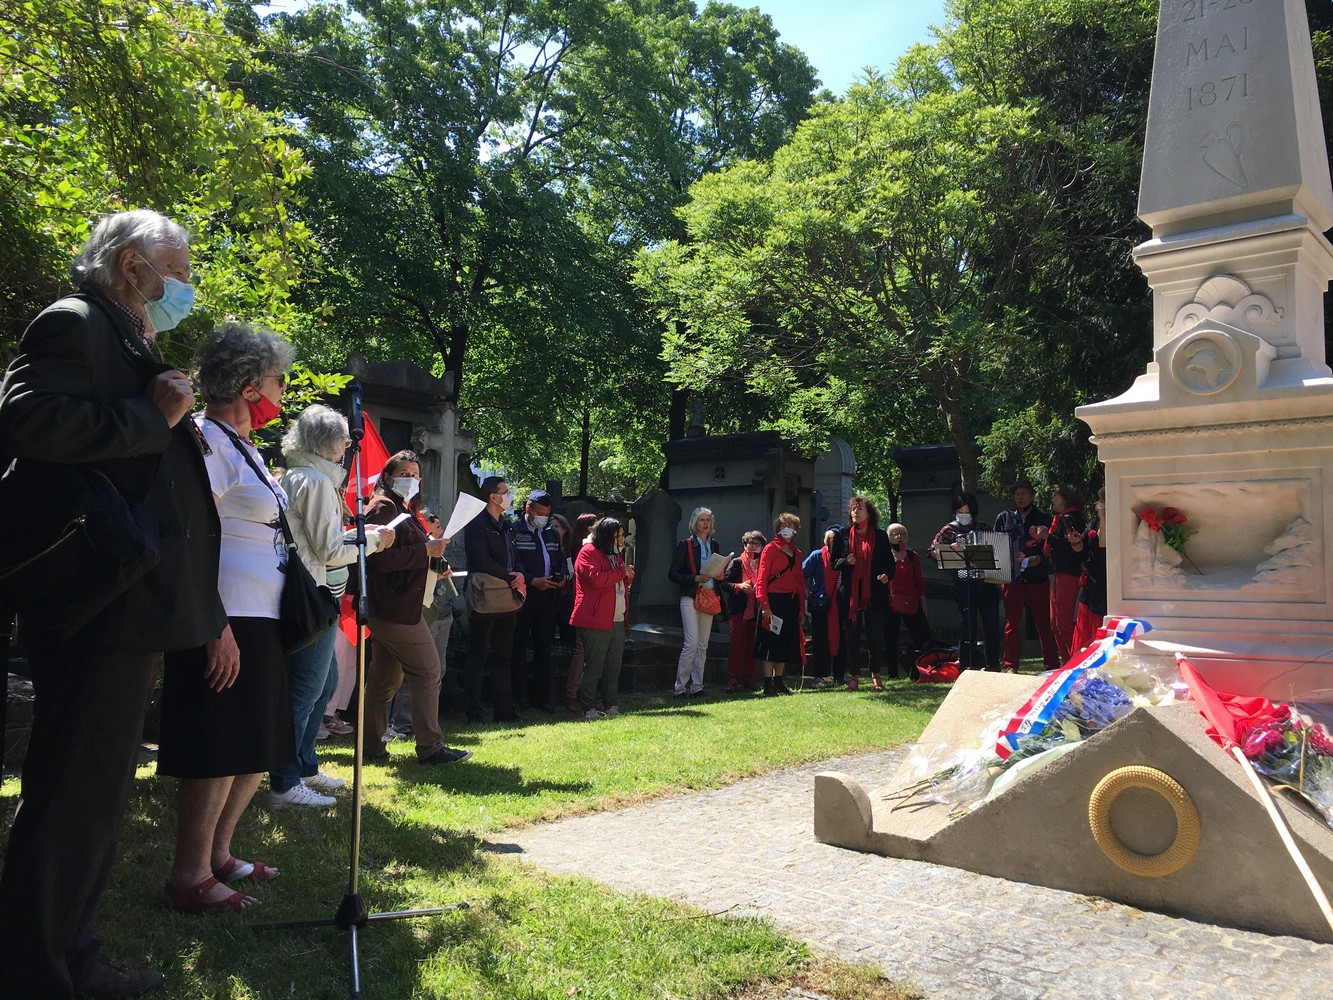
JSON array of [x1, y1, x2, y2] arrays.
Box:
[[929, 479, 1108, 674], [0, 208, 1110, 998]]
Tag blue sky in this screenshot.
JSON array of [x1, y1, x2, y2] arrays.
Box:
[[755, 1, 949, 94]]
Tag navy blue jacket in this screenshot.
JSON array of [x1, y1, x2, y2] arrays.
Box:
[[509, 515, 565, 583]]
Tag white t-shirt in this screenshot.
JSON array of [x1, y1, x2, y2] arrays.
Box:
[[198, 415, 288, 619]]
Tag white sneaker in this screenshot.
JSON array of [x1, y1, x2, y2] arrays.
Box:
[[304, 770, 345, 791], [605, 706, 620, 718], [584, 708, 606, 721], [269, 783, 336, 810]]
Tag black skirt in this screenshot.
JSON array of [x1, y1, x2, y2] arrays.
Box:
[[753, 591, 802, 664], [158, 616, 295, 779]]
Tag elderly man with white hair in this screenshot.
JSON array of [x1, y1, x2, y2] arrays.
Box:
[[0, 210, 232, 998]]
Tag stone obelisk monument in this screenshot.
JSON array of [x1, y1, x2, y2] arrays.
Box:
[[1076, 0, 1333, 694]]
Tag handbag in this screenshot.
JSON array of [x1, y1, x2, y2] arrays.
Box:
[[694, 587, 721, 616], [0, 458, 160, 637], [467, 571, 524, 615], [913, 644, 960, 684], [890, 591, 919, 615], [686, 539, 722, 615], [209, 419, 338, 653]]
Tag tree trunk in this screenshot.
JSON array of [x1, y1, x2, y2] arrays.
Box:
[[578, 403, 591, 498], [937, 393, 982, 496], [667, 321, 691, 441]]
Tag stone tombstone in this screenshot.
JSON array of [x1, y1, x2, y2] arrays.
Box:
[[812, 435, 856, 543], [625, 431, 814, 628], [1077, 0, 1333, 684], [340, 353, 476, 542], [663, 430, 814, 550], [892, 443, 1004, 634], [626, 488, 683, 624]]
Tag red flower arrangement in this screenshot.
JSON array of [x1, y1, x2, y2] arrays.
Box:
[[1138, 505, 1201, 574]]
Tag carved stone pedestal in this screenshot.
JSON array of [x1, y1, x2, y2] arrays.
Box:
[[1077, 0, 1333, 690]]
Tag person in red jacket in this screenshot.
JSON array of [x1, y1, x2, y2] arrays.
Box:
[[570, 517, 635, 719], [884, 523, 932, 678], [754, 512, 805, 696]]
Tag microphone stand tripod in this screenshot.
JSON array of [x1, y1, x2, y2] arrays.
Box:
[[934, 540, 998, 671], [253, 380, 466, 999]]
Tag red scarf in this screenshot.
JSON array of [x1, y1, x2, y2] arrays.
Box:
[[741, 550, 761, 621], [848, 522, 875, 622], [1046, 507, 1082, 557], [822, 546, 840, 656]]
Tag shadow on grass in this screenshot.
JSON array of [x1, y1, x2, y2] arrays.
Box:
[[324, 750, 595, 799]]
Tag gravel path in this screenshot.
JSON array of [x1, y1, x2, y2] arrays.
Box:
[[499, 748, 1333, 999]]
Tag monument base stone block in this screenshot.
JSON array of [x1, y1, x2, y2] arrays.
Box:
[[813, 671, 1333, 943]]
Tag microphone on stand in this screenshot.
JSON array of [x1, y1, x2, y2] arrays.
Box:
[[347, 379, 364, 441]]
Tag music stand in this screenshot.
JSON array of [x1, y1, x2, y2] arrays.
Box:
[[253, 380, 466, 998], [934, 543, 999, 670]]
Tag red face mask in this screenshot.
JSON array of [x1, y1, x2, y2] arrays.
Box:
[[246, 390, 281, 429]]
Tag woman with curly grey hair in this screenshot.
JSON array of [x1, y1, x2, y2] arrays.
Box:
[[268, 404, 395, 809], [158, 323, 299, 913]]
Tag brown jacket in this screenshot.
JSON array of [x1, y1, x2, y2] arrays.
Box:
[[365, 491, 430, 625]]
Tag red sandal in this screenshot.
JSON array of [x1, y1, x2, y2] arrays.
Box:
[[871, 674, 884, 691], [215, 856, 279, 883], [160, 876, 254, 914]]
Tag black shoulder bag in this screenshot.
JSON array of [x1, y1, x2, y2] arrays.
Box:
[[208, 418, 338, 653]]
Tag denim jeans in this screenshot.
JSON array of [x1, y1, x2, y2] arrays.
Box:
[[270, 625, 339, 793]]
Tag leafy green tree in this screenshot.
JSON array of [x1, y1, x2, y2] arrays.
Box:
[[643, 73, 1053, 493], [0, 0, 314, 360], [241, 0, 817, 496]]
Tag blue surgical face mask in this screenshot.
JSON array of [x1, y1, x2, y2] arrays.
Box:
[[956, 512, 973, 527], [134, 257, 194, 333]]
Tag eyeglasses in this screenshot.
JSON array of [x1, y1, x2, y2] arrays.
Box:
[[263, 372, 287, 387]]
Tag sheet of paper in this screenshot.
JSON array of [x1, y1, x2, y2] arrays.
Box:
[[701, 552, 730, 577], [767, 613, 784, 635], [441, 492, 487, 540], [422, 569, 437, 607], [385, 511, 412, 529]]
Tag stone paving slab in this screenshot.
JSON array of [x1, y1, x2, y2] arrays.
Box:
[[499, 749, 1333, 999]]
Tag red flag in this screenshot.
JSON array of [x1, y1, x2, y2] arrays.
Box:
[[337, 592, 365, 645], [345, 413, 392, 513], [1176, 654, 1286, 750]]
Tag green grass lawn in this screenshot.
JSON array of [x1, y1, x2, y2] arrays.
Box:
[[1, 681, 946, 999]]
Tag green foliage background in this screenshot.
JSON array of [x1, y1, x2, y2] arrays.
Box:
[[3, 0, 1330, 503]]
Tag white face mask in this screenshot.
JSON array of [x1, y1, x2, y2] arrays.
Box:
[[494, 492, 513, 511], [956, 512, 973, 527], [392, 476, 420, 503], [778, 526, 796, 539], [532, 514, 550, 529]]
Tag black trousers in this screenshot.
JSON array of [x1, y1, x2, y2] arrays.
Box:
[[0, 638, 158, 998], [954, 577, 1001, 670], [885, 608, 933, 676], [841, 604, 887, 678], [508, 589, 558, 708], [465, 610, 517, 721]]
